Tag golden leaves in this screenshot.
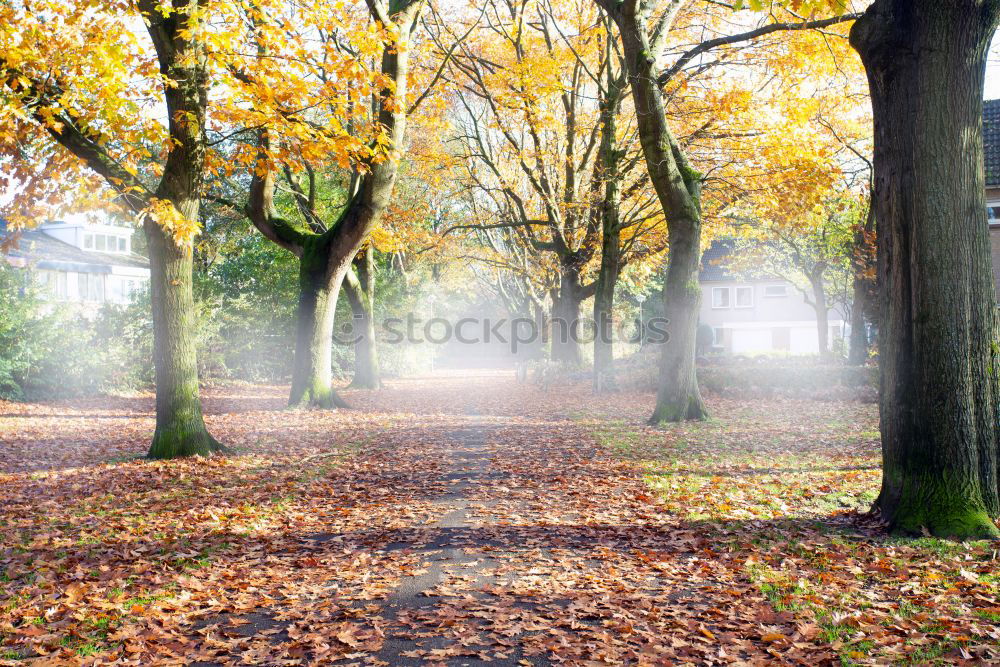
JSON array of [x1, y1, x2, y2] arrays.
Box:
[[143, 198, 201, 246]]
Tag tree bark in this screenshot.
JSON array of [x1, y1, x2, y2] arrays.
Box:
[[551, 263, 585, 365], [610, 0, 707, 423], [345, 248, 380, 389], [848, 206, 876, 365], [288, 238, 349, 408], [851, 0, 1000, 537], [650, 222, 707, 423], [145, 217, 224, 458], [143, 1, 222, 458]]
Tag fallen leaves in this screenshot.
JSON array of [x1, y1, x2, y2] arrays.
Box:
[[0, 375, 998, 664]]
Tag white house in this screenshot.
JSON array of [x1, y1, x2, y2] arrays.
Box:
[[1, 219, 150, 306], [698, 240, 847, 356]]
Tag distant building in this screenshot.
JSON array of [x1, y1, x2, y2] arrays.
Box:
[[698, 241, 846, 356], [984, 99, 1000, 299], [1, 219, 150, 306]]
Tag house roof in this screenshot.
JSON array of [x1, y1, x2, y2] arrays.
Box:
[[699, 239, 736, 281], [986, 99, 1000, 188], [0, 221, 149, 273]]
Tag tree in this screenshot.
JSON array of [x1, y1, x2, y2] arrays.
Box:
[[215, 0, 429, 408], [446, 0, 668, 371], [1, 0, 225, 457], [593, 0, 860, 423], [343, 246, 381, 388], [850, 0, 1000, 537]]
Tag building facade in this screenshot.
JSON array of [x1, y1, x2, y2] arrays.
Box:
[[698, 241, 846, 356], [984, 99, 1000, 298], [1, 219, 150, 306]]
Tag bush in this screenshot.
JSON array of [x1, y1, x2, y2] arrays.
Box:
[[616, 345, 876, 402], [696, 362, 875, 401], [0, 266, 106, 399]]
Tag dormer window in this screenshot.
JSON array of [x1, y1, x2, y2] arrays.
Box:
[[84, 232, 128, 254]]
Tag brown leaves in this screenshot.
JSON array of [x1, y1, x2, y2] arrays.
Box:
[[63, 583, 87, 604], [1, 376, 999, 665]]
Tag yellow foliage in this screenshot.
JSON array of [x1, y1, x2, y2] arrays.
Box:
[[143, 199, 201, 247]]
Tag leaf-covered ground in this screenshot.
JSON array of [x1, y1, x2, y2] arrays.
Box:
[[1, 372, 998, 665]]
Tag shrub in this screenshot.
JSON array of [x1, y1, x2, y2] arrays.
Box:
[[0, 265, 106, 399], [616, 345, 876, 402]]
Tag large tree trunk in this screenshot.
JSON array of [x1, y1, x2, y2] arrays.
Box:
[[612, 2, 707, 423], [551, 264, 584, 365], [144, 7, 222, 458], [345, 248, 380, 389], [145, 217, 223, 458], [288, 241, 346, 408], [650, 224, 707, 423], [851, 0, 1000, 537]]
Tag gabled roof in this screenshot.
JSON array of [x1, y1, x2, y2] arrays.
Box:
[[699, 239, 736, 281], [985, 99, 1000, 188], [0, 221, 149, 272]]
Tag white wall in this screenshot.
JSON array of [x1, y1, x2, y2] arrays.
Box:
[[700, 279, 846, 356]]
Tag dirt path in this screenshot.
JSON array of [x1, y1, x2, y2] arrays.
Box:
[[348, 407, 782, 665]]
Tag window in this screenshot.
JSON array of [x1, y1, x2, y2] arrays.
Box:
[[84, 234, 94, 249], [95, 235, 107, 251], [118, 237, 127, 252], [77, 273, 105, 302], [713, 327, 724, 345], [763, 284, 787, 298], [989, 204, 1000, 221], [711, 287, 731, 309], [735, 286, 754, 308], [37, 271, 67, 300], [55, 272, 67, 300]]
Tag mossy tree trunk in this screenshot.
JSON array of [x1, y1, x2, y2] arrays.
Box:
[[141, 2, 223, 457], [287, 237, 348, 408], [650, 220, 706, 423], [602, 0, 707, 423], [851, 0, 1000, 537], [144, 216, 223, 458]]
